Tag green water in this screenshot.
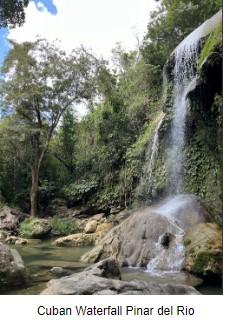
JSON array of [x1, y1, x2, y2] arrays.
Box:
[[1, 242, 222, 295], [2, 241, 91, 295], [121, 268, 223, 295]]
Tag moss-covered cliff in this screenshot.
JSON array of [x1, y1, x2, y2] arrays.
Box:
[[136, 15, 222, 224]]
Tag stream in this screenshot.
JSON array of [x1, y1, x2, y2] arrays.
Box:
[[2, 241, 91, 295], [2, 240, 222, 295]]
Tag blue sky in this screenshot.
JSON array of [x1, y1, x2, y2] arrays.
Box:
[[0, 0, 57, 65]]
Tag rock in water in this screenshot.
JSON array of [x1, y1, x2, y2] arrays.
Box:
[[50, 267, 72, 278], [41, 258, 199, 295], [184, 223, 222, 278], [0, 242, 26, 287]]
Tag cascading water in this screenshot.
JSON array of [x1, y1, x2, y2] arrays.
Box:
[[144, 114, 164, 193], [138, 112, 164, 197], [167, 9, 222, 194], [167, 41, 199, 194], [146, 10, 222, 274], [147, 233, 184, 274]]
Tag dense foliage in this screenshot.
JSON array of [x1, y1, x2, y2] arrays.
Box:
[[0, 0, 222, 215], [0, 0, 29, 28]]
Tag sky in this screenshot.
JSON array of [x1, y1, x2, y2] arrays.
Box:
[[0, 0, 158, 118], [0, 0, 158, 65]]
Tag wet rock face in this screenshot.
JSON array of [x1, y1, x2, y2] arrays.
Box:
[[0, 207, 26, 233], [82, 197, 209, 269], [160, 232, 174, 248], [184, 223, 222, 279], [41, 258, 200, 295], [0, 242, 26, 287], [81, 207, 182, 267]]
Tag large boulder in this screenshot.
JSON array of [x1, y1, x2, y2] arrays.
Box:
[[41, 258, 199, 295], [0, 206, 26, 233], [82, 207, 182, 267], [0, 242, 26, 287], [184, 223, 222, 278], [82, 197, 209, 268]]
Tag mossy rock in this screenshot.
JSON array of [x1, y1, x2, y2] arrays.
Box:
[[19, 218, 51, 239], [184, 223, 222, 279]]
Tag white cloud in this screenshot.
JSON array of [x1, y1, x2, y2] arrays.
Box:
[[7, 0, 158, 117], [8, 0, 157, 59]]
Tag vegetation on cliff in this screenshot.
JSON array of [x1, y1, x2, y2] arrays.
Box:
[[0, 0, 222, 218]]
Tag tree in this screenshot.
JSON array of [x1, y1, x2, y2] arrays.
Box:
[[53, 108, 78, 176], [0, 39, 100, 216], [0, 0, 29, 28]]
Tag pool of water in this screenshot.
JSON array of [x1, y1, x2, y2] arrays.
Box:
[[2, 242, 222, 295], [2, 241, 91, 295], [121, 267, 223, 295]]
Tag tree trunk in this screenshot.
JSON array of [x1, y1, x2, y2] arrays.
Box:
[[30, 167, 39, 217]]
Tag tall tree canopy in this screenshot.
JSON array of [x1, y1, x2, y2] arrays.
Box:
[[0, 0, 29, 28], [0, 39, 102, 216]]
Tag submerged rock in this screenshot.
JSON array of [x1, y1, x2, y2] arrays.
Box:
[[0, 242, 26, 287], [184, 223, 222, 278], [41, 258, 199, 295], [50, 267, 72, 278]]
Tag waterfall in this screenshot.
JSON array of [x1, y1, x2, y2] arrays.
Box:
[[147, 234, 184, 273], [138, 112, 165, 197], [167, 10, 222, 194], [167, 36, 199, 194], [145, 114, 164, 192], [145, 11, 222, 275]]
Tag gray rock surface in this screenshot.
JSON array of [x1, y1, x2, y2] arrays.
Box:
[[28, 219, 52, 239], [41, 258, 199, 295], [82, 196, 209, 268], [0, 206, 26, 233], [0, 241, 26, 287], [50, 267, 72, 278]]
